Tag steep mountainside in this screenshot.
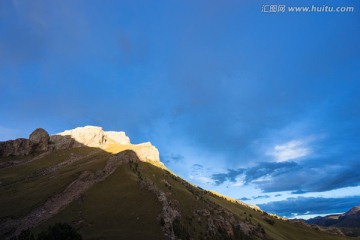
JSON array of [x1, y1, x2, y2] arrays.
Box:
[[0, 127, 351, 240]]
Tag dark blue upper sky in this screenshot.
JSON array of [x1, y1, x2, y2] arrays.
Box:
[[1, 0, 360, 218]]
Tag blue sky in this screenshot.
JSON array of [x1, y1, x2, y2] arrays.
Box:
[[1, 0, 360, 218]]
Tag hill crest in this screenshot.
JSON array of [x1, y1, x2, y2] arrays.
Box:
[[0, 126, 162, 167], [305, 206, 360, 229]]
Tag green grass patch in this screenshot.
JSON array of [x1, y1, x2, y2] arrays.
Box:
[[35, 164, 164, 240], [0, 148, 110, 218], [206, 194, 350, 240]]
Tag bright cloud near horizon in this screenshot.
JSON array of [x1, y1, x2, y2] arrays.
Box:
[[272, 140, 310, 162], [1, 0, 360, 218]]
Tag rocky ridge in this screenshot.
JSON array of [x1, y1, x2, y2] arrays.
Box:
[[304, 206, 360, 237], [49, 126, 130, 149], [306, 206, 360, 228], [0, 126, 161, 165], [0, 128, 49, 157]]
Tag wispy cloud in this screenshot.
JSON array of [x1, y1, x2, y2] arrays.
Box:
[[189, 175, 214, 185], [211, 161, 298, 186], [253, 195, 270, 200], [269, 139, 311, 162], [212, 168, 245, 185], [238, 197, 251, 201], [230, 175, 246, 187], [189, 163, 216, 185], [162, 153, 184, 164]]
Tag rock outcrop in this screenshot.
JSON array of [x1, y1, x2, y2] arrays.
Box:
[[50, 126, 161, 164], [29, 128, 50, 152], [0, 126, 163, 167], [134, 142, 160, 162], [0, 138, 32, 157], [49, 126, 130, 150], [0, 128, 50, 157], [104, 131, 130, 145]]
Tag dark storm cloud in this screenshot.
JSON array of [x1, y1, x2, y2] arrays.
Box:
[[258, 196, 360, 218], [211, 162, 298, 186], [211, 159, 360, 194], [244, 162, 299, 183], [256, 160, 360, 193]]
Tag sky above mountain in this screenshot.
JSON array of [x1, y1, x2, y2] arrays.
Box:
[[1, 0, 360, 218]]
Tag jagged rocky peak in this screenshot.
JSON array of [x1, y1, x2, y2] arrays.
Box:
[[51, 126, 162, 163], [50, 126, 130, 149], [0, 126, 162, 165]]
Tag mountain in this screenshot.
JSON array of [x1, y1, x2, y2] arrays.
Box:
[[305, 207, 360, 237], [306, 206, 360, 227], [0, 126, 351, 240]]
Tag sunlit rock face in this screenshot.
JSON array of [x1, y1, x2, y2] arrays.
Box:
[[1, 126, 163, 167], [104, 131, 130, 145], [49, 126, 130, 150], [134, 142, 160, 162], [49, 126, 162, 164]]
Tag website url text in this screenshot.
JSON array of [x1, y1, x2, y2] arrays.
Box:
[[261, 5, 355, 13]]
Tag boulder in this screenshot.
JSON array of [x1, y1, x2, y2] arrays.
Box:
[[29, 128, 50, 152]]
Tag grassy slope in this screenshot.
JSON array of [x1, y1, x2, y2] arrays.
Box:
[[138, 162, 349, 240], [0, 147, 109, 218], [34, 164, 164, 240], [0, 147, 352, 240], [208, 195, 347, 240]]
